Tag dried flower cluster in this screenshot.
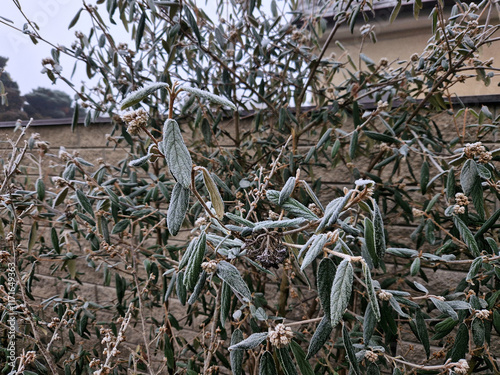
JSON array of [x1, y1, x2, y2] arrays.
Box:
[[455, 193, 469, 206], [474, 309, 490, 320], [364, 350, 378, 363], [377, 290, 393, 301], [452, 359, 470, 374], [268, 323, 293, 348], [463, 142, 492, 163], [121, 108, 148, 135], [201, 260, 218, 274]]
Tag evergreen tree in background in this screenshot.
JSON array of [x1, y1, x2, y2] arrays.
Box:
[[24, 87, 72, 119], [0, 56, 28, 121]]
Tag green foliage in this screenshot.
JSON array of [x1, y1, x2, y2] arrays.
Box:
[[1, 1, 500, 374]]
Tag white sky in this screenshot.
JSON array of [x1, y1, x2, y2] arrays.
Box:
[[0, 0, 275, 97]]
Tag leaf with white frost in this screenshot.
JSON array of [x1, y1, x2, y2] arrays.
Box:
[[330, 259, 354, 328], [180, 85, 236, 109], [163, 119, 192, 189], [120, 82, 170, 110]]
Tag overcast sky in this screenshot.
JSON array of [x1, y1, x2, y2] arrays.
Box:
[[0, 0, 276, 98]]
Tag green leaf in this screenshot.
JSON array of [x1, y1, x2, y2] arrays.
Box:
[[276, 347, 298, 375], [135, 11, 146, 51], [230, 329, 244, 375], [176, 271, 187, 305], [53, 186, 69, 207], [446, 168, 456, 199], [460, 159, 478, 195], [76, 189, 94, 218], [317, 258, 336, 318], [410, 257, 421, 276], [187, 270, 207, 305], [373, 202, 386, 261], [228, 332, 268, 350], [466, 257, 483, 284], [475, 208, 500, 239], [279, 177, 296, 205], [330, 259, 353, 328], [363, 304, 377, 344], [420, 161, 429, 194], [36, 178, 45, 201], [306, 316, 332, 359], [167, 183, 190, 236], [112, 219, 130, 234], [163, 119, 192, 189], [364, 131, 400, 144], [363, 263, 381, 321], [450, 323, 469, 361], [184, 232, 206, 291], [180, 85, 236, 109], [430, 297, 458, 320], [301, 234, 328, 271], [493, 310, 500, 335], [184, 6, 202, 43], [389, 0, 402, 23], [216, 261, 252, 302], [290, 341, 314, 375], [179, 238, 197, 270], [266, 190, 318, 221], [415, 310, 430, 358], [472, 318, 485, 347], [68, 8, 83, 29], [201, 167, 224, 219], [364, 217, 378, 267], [342, 325, 361, 375], [367, 363, 380, 375], [220, 281, 231, 325], [120, 82, 170, 110], [453, 216, 480, 257], [71, 103, 79, 132], [349, 130, 358, 160], [259, 351, 277, 375]]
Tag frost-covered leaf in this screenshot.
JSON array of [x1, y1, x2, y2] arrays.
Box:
[[306, 316, 332, 359], [330, 259, 353, 328], [279, 177, 296, 205], [230, 329, 244, 375], [363, 263, 381, 321], [201, 167, 224, 219], [228, 332, 268, 350], [216, 261, 252, 302], [180, 85, 236, 109], [167, 183, 190, 236], [120, 82, 169, 109], [163, 119, 192, 188], [301, 234, 329, 271]]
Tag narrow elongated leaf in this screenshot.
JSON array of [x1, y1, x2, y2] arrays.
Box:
[[290, 341, 314, 375], [187, 270, 207, 305], [266, 190, 318, 221], [415, 310, 430, 358], [420, 161, 429, 194], [120, 82, 169, 109], [364, 217, 378, 267], [279, 177, 296, 205], [388, 296, 409, 318], [430, 297, 458, 320], [349, 130, 358, 160], [472, 318, 485, 347], [466, 257, 483, 283], [76, 190, 94, 218], [179, 238, 197, 270], [230, 329, 244, 375], [228, 332, 268, 350], [276, 347, 298, 375], [253, 218, 306, 231], [453, 216, 480, 257], [220, 281, 231, 324], [363, 263, 381, 321], [306, 316, 332, 359], [36, 178, 45, 201], [475, 208, 500, 239], [342, 325, 361, 375], [330, 259, 353, 328], [460, 159, 478, 195], [372, 202, 386, 260], [301, 234, 328, 271], [176, 271, 187, 305], [259, 351, 277, 375], [180, 85, 236, 109], [163, 119, 192, 188], [201, 167, 224, 219], [184, 232, 206, 291], [216, 261, 252, 302], [363, 304, 377, 344], [450, 323, 469, 361], [317, 258, 336, 317], [167, 183, 190, 236]]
